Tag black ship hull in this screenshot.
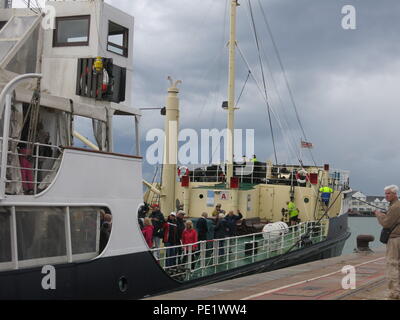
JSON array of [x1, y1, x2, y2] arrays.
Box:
[[0, 214, 350, 300]]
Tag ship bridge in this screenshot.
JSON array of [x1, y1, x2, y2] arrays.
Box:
[[0, 0, 141, 197]]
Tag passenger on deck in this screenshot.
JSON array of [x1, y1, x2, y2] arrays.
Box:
[[163, 212, 179, 267], [141, 217, 154, 248], [182, 220, 199, 270], [104, 214, 112, 230], [150, 204, 165, 259], [196, 212, 209, 241], [138, 203, 149, 230], [176, 210, 186, 264], [286, 201, 300, 226], [224, 210, 243, 236], [319, 186, 333, 206], [214, 213, 230, 256], [211, 203, 225, 217], [99, 213, 112, 253]]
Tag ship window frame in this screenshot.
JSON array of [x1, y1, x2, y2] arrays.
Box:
[[53, 15, 91, 47], [107, 20, 129, 57], [0, 21, 7, 30], [0, 205, 111, 271], [0, 208, 12, 271]]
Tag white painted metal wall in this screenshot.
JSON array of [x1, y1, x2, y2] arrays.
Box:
[[2, 148, 147, 257], [42, 0, 134, 110]]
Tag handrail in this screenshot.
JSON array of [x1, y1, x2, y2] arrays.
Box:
[[0, 73, 42, 199], [150, 220, 327, 282], [0, 137, 62, 195]]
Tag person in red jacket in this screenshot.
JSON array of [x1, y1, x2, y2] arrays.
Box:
[[182, 220, 199, 270], [142, 217, 154, 249]]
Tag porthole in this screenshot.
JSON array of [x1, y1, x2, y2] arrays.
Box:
[[118, 276, 128, 293]]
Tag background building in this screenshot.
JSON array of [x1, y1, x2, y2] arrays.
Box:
[[349, 191, 388, 215]]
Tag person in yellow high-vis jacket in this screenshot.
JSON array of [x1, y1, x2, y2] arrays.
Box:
[[319, 186, 333, 206], [286, 201, 299, 225]]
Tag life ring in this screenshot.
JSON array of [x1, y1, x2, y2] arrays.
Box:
[[296, 169, 309, 184], [102, 69, 109, 93], [177, 166, 189, 178]]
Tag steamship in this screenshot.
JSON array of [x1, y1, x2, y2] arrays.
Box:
[[0, 0, 350, 300]]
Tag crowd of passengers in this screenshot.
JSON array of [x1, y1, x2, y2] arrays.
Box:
[[138, 203, 243, 270]]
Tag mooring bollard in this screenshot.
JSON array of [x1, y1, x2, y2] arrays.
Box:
[[356, 234, 375, 252]]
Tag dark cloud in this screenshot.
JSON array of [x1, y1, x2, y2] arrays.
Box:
[[108, 0, 400, 195]]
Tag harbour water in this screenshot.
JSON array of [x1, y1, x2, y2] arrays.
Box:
[[342, 216, 384, 255]]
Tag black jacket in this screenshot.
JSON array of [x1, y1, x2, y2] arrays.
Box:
[[225, 212, 243, 236], [214, 219, 230, 239], [196, 217, 209, 241], [163, 218, 179, 245], [176, 217, 185, 241], [150, 210, 165, 238]]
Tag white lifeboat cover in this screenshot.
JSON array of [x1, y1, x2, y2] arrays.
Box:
[[262, 222, 289, 240]]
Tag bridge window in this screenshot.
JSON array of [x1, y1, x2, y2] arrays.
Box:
[[0, 206, 110, 271], [0, 208, 11, 264], [53, 15, 90, 47], [16, 207, 67, 266], [69, 207, 100, 260], [107, 21, 129, 57], [0, 21, 7, 30]]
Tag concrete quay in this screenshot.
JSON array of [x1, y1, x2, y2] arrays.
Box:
[[145, 246, 390, 300]]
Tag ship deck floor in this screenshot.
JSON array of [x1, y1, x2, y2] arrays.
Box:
[[145, 246, 389, 300]]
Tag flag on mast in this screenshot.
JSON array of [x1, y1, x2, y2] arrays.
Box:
[[301, 140, 313, 149]]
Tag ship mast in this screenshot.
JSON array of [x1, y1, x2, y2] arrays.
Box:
[[226, 0, 239, 188]]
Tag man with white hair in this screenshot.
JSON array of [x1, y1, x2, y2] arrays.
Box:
[[375, 184, 400, 300]]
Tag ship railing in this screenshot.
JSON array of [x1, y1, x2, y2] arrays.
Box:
[[187, 163, 315, 185], [328, 169, 351, 191], [0, 137, 63, 196], [150, 220, 327, 282]]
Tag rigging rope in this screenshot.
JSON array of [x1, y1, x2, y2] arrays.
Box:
[[271, 189, 344, 267], [256, 0, 317, 166], [242, 3, 303, 167], [236, 44, 303, 167], [235, 70, 250, 107], [247, 0, 278, 165]]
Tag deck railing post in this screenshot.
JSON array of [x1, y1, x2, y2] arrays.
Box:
[[213, 240, 218, 271], [235, 237, 238, 268], [188, 245, 192, 271], [34, 143, 39, 195], [0, 73, 42, 199], [200, 241, 205, 276]]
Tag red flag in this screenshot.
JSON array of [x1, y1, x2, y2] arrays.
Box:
[[301, 140, 313, 149]]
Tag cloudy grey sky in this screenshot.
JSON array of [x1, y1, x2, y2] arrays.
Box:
[[103, 0, 400, 196], [16, 0, 400, 196]]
